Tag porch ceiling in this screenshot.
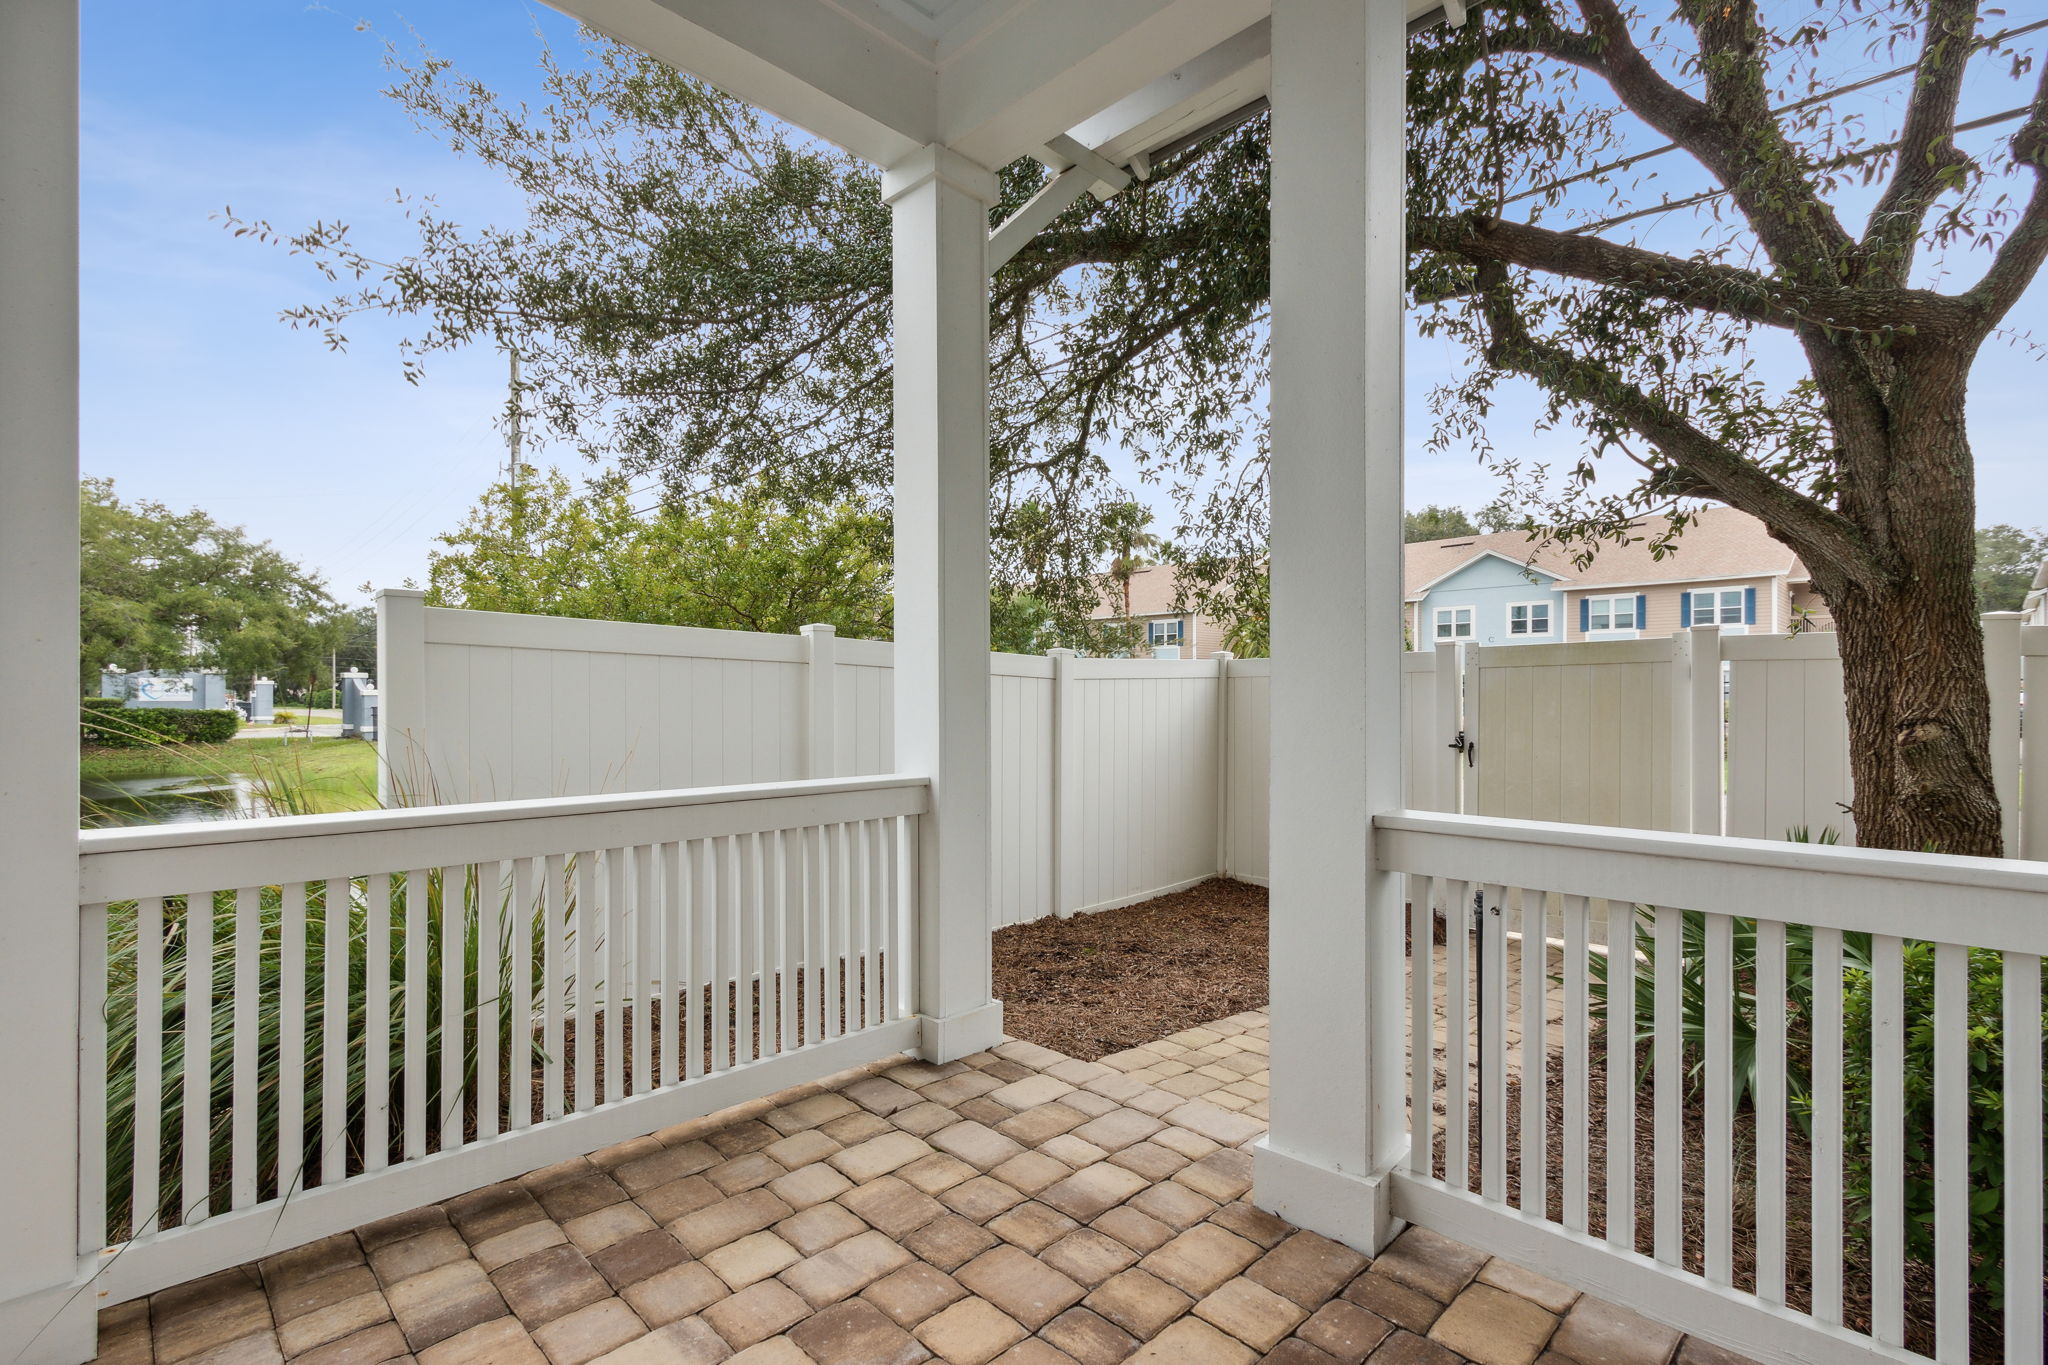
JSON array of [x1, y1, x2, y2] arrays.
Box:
[[552, 0, 1446, 173]]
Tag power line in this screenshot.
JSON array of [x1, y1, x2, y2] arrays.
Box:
[[1565, 104, 2032, 237], [1507, 16, 2048, 210]]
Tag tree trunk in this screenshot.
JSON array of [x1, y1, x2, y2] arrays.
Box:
[[1818, 358, 2002, 856]]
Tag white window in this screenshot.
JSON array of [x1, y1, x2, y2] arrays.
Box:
[[1584, 595, 1638, 632], [1433, 606, 1474, 640], [1507, 601, 1552, 636], [1146, 618, 1185, 646], [1689, 588, 1745, 625]]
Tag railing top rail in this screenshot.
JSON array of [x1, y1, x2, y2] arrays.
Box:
[[78, 774, 930, 904], [1377, 809, 2048, 953]]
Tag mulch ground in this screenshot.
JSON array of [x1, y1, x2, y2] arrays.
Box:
[[992, 877, 1269, 1060]]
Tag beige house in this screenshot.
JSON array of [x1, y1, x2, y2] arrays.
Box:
[[1095, 508, 1823, 655], [1090, 561, 1232, 655], [1403, 506, 1827, 648]]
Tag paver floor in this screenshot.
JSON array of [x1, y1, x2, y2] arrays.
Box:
[[91, 1011, 1746, 1365]]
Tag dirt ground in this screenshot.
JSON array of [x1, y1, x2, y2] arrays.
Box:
[[991, 877, 1268, 1060]]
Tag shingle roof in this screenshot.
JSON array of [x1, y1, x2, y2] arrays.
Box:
[[1101, 563, 1188, 618], [1403, 506, 1805, 599], [1089, 507, 1805, 617]]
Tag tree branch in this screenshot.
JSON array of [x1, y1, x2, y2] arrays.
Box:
[[1860, 0, 1982, 287], [1961, 55, 2048, 325], [1570, 0, 1857, 281], [1471, 261, 1884, 592], [1412, 212, 1967, 336]]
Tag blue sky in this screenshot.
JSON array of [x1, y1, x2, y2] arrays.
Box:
[[81, 3, 2048, 605]]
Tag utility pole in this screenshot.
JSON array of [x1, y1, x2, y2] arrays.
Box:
[[505, 345, 526, 487]]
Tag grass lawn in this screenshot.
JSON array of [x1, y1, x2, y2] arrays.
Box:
[[81, 737, 381, 817]]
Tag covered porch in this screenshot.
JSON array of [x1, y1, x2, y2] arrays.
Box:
[[2, 2, 2040, 1365]]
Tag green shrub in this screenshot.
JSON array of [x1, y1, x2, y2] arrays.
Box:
[[81, 702, 240, 748], [1588, 896, 2044, 1305], [179, 709, 240, 743], [1831, 943, 2039, 1302]]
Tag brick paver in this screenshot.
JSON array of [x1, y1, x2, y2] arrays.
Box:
[[92, 1010, 1752, 1365]]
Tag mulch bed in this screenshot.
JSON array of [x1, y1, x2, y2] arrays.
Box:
[[992, 877, 1269, 1060]]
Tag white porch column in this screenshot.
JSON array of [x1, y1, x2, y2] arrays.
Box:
[[1254, 0, 1410, 1253], [0, 2, 98, 1360], [883, 145, 1005, 1062]]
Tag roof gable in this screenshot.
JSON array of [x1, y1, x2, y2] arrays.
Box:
[[1409, 548, 1565, 599]]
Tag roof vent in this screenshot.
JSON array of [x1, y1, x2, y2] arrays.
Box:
[[1441, 541, 1474, 548]]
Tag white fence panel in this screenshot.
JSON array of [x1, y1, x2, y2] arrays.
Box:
[[385, 599, 813, 804], [832, 646, 895, 778], [1066, 658, 1222, 913], [2025, 625, 2048, 861], [1222, 660, 1270, 884], [1724, 632, 1855, 843], [990, 657, 1055, 927], [1468, 637, 1682, 832]]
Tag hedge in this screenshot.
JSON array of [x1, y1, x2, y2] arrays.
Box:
[[82, 698, 241, 747]]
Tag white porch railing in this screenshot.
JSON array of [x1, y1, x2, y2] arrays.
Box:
[[78, 775, 925, 1303], [1379, 811, 2045, 1365]]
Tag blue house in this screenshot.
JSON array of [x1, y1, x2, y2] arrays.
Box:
[[1404, 547, 1568, 648]]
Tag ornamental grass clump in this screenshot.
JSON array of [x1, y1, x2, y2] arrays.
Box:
[[98, 868, 543, 1243]]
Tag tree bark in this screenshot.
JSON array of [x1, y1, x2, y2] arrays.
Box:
[[1813, 355, 2002, 856]]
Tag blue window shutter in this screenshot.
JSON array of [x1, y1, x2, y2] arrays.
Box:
[[1579, 598, 1590, 633], [1636, 594, 1647, 630], [1744, 587, 1757, 625], [1680, 594, 1692, 629]]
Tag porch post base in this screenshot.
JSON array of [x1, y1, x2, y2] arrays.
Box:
[[918, 1001, 1005, 1064], [0, 1257, 102, 1365], [1252, 1138, 1405, 1257]]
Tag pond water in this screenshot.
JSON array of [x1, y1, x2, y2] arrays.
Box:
[[80, 772, 273, 828]]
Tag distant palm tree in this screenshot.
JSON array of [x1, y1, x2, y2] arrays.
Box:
[[1102, 502, 1162, 620]]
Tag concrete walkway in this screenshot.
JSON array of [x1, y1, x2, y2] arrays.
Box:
[[92, 1012, 1744, 1365]]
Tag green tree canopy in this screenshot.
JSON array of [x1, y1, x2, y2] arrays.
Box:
[[1973, 524, 2048, 613], [428, 471, 894, 637], [80, 478, 346, 692], [1405, 505, 1482, 542]]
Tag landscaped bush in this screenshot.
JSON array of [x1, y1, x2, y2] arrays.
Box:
[[81, 701, 241, 747], [1834, 942, 2037, 1303]]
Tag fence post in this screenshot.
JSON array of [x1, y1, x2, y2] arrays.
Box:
[[1047, 648, 1079, 917], [2025, 626, 2048, 861], [1681, 624, 1722, 834], [1213, 651, 1235, 875], [375, 588, 428, 807], [801, 624, 840, 780], [1983, 611, 2023, 856]]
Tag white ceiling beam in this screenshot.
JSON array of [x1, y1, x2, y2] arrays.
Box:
[[937, 0, 1266, 169], [1062, 18, 1270, 154], [554, 0, 939, 166]]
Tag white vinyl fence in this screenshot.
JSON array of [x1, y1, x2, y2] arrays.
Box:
[[379, 593, 2047, 928]]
